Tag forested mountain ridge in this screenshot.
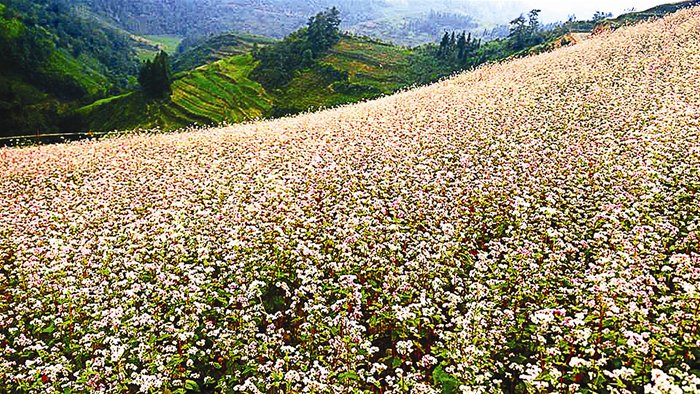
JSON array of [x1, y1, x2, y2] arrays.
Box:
[[0, 0, 139, 135], [81, 0, 526, 45]]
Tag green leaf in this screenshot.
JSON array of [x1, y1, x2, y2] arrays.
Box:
[[42, 323, 56, 334], [184, 380, 200, 392], [433, 364, 461, 394], [338, 370, 360, 382]]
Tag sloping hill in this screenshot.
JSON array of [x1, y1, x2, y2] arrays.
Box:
[[78, 36, 429, 131], [599, 0, 700, 29], [72, 1, 700, 135], [172, 32, 276, 72], [268, 36, 424, 115], [0, 0, 138, 136], [78, 54, 272, 131], [1, 7, 700, 394]]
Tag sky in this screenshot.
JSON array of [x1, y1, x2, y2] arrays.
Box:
[[521, 0, 668, 21], [384, 1, 672, 24]]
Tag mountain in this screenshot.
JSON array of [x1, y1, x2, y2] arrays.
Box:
[[3, 7, 699, 393], [77, 53, 272, 132], [0, 0, 139, 136], [77, 35, 443, 131], [172, 32, 276, 72], [83, 0, 528, 45]]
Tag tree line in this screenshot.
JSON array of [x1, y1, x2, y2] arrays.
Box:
[[429, 9, 613, 74], [250, 7, 342, 89], [437, 31, 482, 64], [138, 51, 173, 98]]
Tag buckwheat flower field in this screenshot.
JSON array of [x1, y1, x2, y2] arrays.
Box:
[[2, 8, 700, 394]]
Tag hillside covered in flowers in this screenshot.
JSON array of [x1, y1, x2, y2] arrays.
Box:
[[1, 6, 699, 394]]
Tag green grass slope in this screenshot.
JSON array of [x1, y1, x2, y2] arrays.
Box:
[[0, 44, 113, 135], [0, 51, 114, 135], [39, 50, 112, 98], [78, 54, 272, 131], [173, 32, 276, 72], [133, 35, 184, 62], [80, 36, 430, 131], [0, 0, 139, 136], [270, 37, 418, 115]]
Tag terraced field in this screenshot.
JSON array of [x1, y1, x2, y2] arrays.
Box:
[[267, 36, 439, 116], [172, 33, 276, 72], [171, 55, 271, 123], [80, 38, 421, 131], [133, 35, 183, 62], [78, 54, 271, 132], [326, 38, 414, 91]]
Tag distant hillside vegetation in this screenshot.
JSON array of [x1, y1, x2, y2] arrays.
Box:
[[269, 36, 444, 117], [7, 0, 696, 137], [77, 1, 700, 134], [77, 54, 271, 132], [81, 0, 520, 46], [172, 33, 276, 72], [76, 35, 450, 132], [78, 35, 403, 131], [0, 0, 138, 136]]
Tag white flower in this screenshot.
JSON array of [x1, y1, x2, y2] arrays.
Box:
[[569, 357, 591, 368], [396, 340, 414, 357], [519, 364, 542, 382]]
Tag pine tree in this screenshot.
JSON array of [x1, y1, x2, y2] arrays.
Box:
[[508, 15, 528, 50], [528, 9, 541, 34], [457, 31, 467, 60], [139, 51, 172, 98], [438, 32, 450, 58], [307, 7, 341, 55]]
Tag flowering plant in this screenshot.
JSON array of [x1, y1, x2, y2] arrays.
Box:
[[1, 8, 699, 394]]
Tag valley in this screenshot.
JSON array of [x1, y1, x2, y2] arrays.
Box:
[[2, 1, 696, 139]]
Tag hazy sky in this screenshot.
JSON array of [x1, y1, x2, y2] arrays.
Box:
[[521, 0, 667, 21]]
